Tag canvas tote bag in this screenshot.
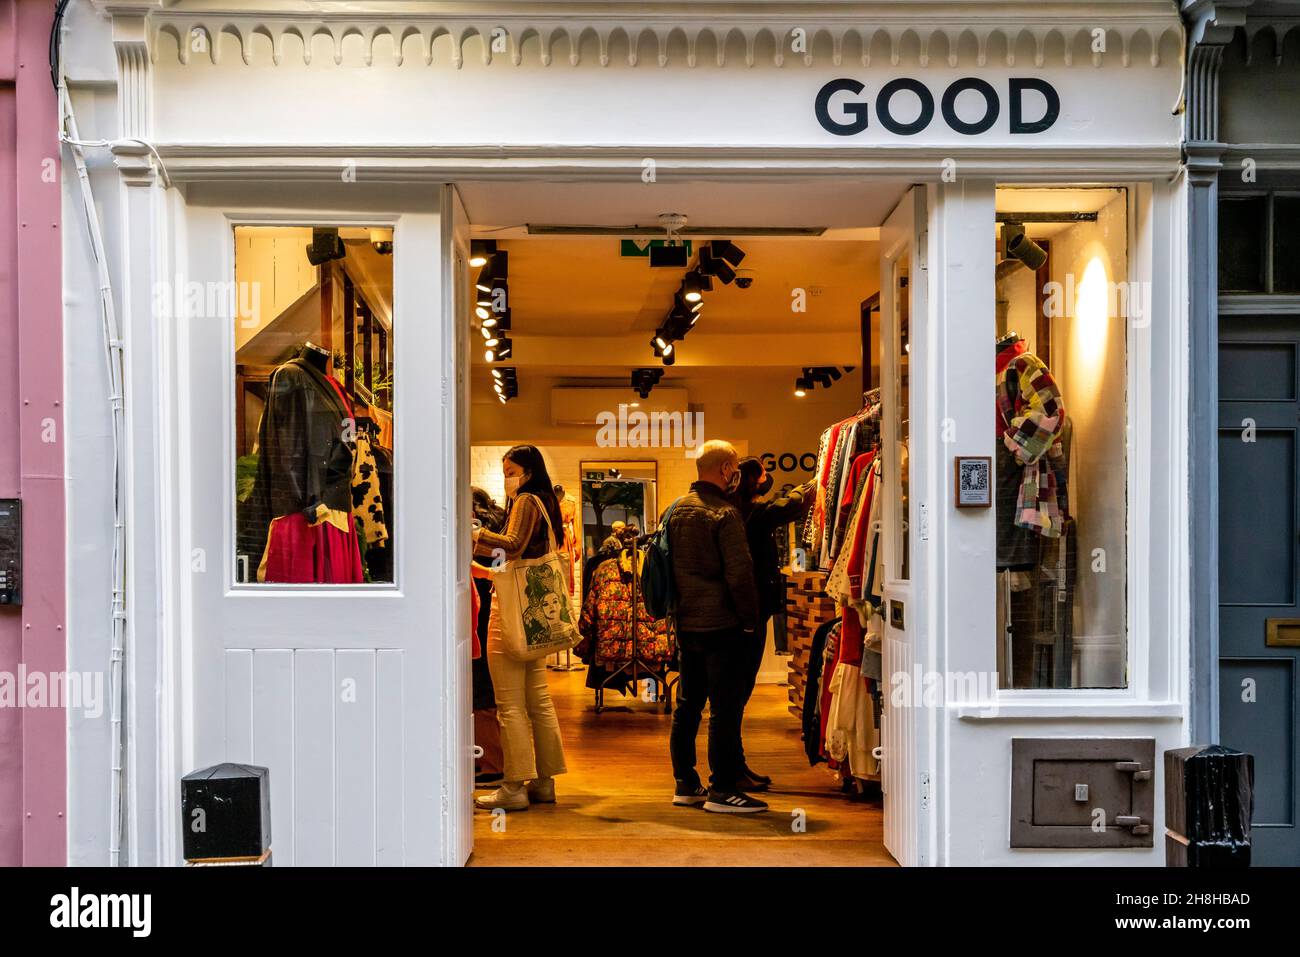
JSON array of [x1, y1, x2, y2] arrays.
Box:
[[491, 494, 580, 661]]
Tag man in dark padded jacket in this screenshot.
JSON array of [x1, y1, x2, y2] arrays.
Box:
[[666, 439, 766, 814]]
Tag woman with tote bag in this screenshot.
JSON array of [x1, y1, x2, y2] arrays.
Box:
[[472, 446, 574, 811]]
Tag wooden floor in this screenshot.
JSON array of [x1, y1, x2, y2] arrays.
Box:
[[468, 665, 896, 867]]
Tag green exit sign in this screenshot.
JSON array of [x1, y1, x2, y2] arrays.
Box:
[[620, 240, 692, 258]]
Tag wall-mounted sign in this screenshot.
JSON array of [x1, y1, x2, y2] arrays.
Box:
[[620, 240, 693, 258], [760, 451, 819, 473], [954, 455, 993, 508], [815, 77, 1060, 137]]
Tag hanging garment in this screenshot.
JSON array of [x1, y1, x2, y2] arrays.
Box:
[[802, 618, 838, 766], [996, 341, 1066, 540], [369, 405, 394, 449], [578, 551, 673, 665], [366, 439, 394, 582], [258, 511, 363, 583], [243, 356, 361, 580], [352, 429, 389, 547]]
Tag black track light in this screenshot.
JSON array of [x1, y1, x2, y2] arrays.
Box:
[[306, 227, 346, 266], [711, 239, 746, 267], [681, 272, 703, 303], [475, 251, 508, 293], [701, 245, 736, 285], [470, 240, 498, 268], [661, 350, 676, 366]]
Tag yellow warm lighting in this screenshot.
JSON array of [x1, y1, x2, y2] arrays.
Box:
[[1075, 256, 1110, 367]]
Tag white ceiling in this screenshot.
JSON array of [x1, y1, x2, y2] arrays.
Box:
[[492, 236, 877, 340], [458, 178, 911, 234]]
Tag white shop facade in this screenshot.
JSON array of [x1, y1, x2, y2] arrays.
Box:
[[61, 0, 1190, 866]]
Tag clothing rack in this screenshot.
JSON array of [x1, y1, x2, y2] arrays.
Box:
[[593, 541, 677, 715]]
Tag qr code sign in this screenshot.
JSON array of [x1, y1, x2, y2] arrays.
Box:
[[960, 460, 988, 492], [956, 457, 991, 506]]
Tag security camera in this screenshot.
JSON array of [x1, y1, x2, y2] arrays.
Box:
[[734, 268, 756, 289]]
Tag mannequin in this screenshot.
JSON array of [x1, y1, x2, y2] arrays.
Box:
[[301, 340, 331, 374], [995, 331, 1071, 687], [239, 343, 363, 583]]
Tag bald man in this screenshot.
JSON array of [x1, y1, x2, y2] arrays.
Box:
[[665, 439, 765, 814]]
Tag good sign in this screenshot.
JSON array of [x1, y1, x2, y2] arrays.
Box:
[[815, 77, 1060, 136]]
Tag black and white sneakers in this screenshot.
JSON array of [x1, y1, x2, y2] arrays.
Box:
[[703, 791, 770, 814], [672, 783, 708, 806]]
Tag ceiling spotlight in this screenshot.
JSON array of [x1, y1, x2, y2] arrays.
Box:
[[476, 306, 491, 321], [794, 383, 807, 397], [492, 368, 502, 379], [682, 273, 703, 302], [470, 240, 498, 268], [485, 337, 513, 362], [662, 350, 676, 366], [711, 239, 746, 267], [1001, 223, 1047, 271], [305, 227, 346, 266], [475, 251, 508, 292], [493, 382, 504, 394], [701, 245, 736, 285]]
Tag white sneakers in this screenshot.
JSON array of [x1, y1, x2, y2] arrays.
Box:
[[527, 777, 556, 804], [475, 781, 529, 811], [474, 777, 556, 811]]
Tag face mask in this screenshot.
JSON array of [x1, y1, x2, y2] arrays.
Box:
[[504, 474, 523, 498]]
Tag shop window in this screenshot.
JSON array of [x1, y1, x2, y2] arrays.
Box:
[[1272, 195, 1300, 294], [233, 225, 395, 585], [1218, 195, 1266, 293], [993, 187, 1128, 689]]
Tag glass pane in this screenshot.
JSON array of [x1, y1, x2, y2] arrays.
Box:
[[234, 225, 395, 584], [1272, 195, 1300, 294], [1218, 195, 1267, 293], [993, 187, 1128, 689]]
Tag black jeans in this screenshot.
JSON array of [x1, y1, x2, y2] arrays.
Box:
[[737, 615, 770, 768], [670, 627, 747, 793]]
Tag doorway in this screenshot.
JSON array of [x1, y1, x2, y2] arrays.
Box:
[[461, 179, 923, 866], [1218, 314, 1300, 866]]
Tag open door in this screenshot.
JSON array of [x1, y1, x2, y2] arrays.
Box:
[[180, 203, 455, 865], [443, 185, 475, 865], [879, 186, 929, 866]]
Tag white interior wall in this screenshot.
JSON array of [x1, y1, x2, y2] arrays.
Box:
[[1049, 192, 1129, 687]]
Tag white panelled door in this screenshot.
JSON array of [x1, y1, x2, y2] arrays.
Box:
[[179, 205, 455, 866], [879, 186, 930, 867]]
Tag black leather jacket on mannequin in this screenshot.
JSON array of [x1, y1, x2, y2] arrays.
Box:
[[240, 355, 354, 558]]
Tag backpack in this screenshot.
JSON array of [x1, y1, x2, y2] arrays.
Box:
[[639, 498, 682, 620]]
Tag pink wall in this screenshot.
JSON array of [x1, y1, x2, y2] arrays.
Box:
[[0, 0, 66, 866]]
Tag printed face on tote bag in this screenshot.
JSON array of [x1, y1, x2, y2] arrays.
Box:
[[520, 562, 574, 648]]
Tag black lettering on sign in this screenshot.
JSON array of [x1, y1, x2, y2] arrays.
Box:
[[814, 77, 1060, 137]]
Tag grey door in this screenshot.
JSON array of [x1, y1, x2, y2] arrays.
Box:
[[1219, 316, 1300, 865]]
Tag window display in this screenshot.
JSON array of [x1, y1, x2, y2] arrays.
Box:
[[233, 225, 395, 584], [993, 187, 1128, 689]]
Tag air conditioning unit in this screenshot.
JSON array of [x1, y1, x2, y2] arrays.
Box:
[[550, 387, 691, 427]]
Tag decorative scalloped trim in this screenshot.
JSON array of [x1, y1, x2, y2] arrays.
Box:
[[150, 19, 1183, 69], [1240, 20, 1300, 67]]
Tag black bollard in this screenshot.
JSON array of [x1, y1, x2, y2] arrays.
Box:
[[181, 763, 272, 866], [1164, 745, 1253, 867]]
